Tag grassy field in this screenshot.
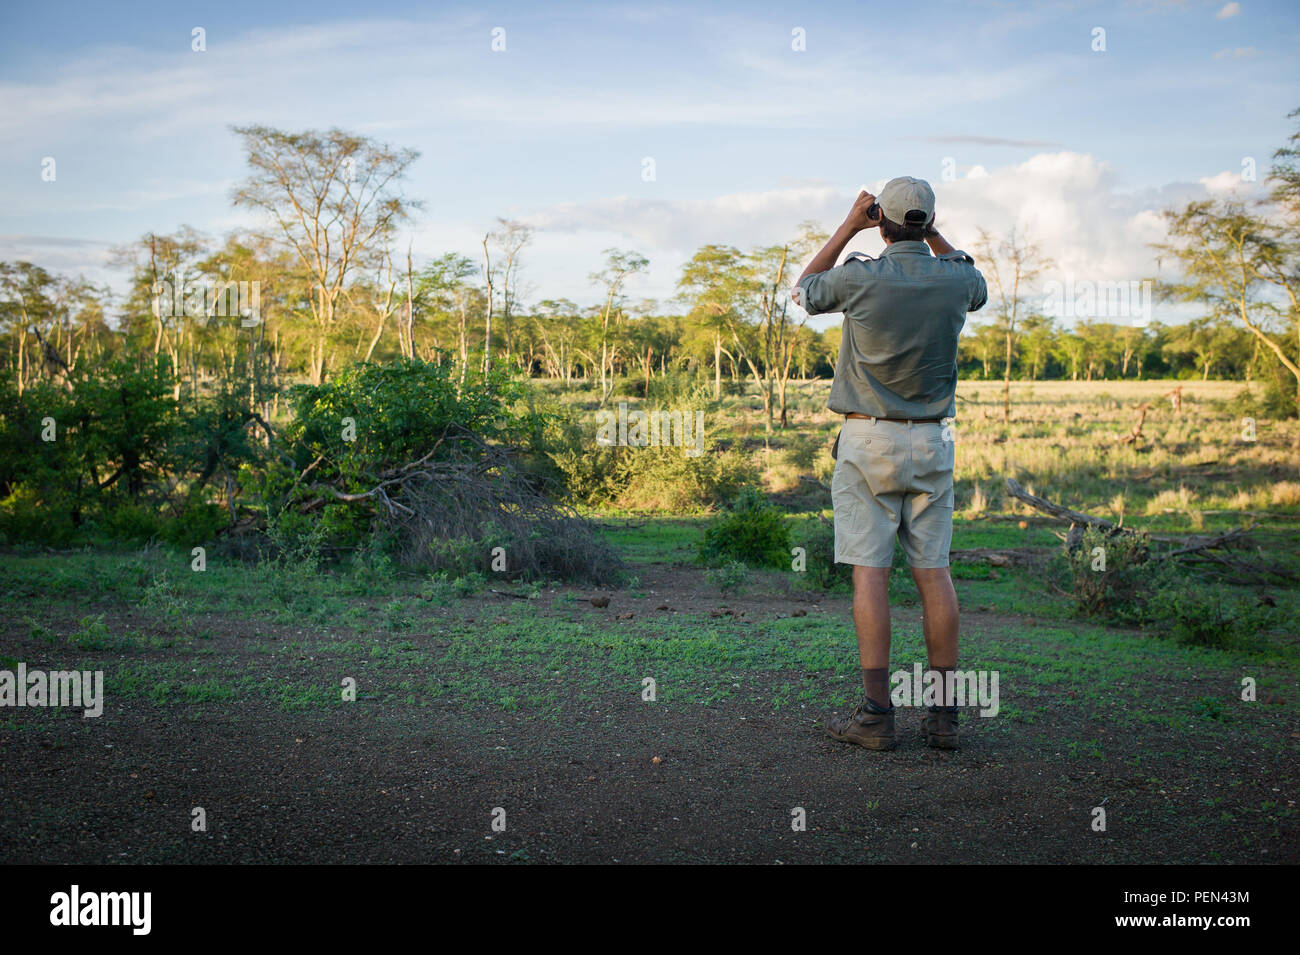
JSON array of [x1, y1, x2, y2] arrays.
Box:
[[2, 379, 1297, 863], [554, 377, 1300, 524]]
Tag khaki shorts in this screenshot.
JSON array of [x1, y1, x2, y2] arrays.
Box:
[[831, 417, 955, 569]]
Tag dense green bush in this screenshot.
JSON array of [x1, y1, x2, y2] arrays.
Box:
[[1146, 578, 1274, 648], [98, 500, 165, 543], [545, 383, 756, 511], [697, 487, 791, 569], [706, 559, 748, 594], [159, 499, 230, 547], [1225, 364, 1300, 420], [0, 357, 180, 539], [1063, 525, 1153, 622], [796, 516, 850, 589], [1062, 524, 1274, 646], [0, 355, 272, 546], [0, 485, 77, 546], [262, 359, 529, 553], [267, 360, 619, 582], [285, 358, 526, 484]]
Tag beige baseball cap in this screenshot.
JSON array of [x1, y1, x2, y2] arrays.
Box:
[[877, 176, 935, 227]]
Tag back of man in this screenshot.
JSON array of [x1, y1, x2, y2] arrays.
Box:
[[823, 245, 982, 421], [793, 176, 987, 752]]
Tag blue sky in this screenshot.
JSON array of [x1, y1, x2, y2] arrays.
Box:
[[1, 0, 1296, 326]]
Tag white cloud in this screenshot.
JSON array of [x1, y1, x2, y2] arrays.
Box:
[[1199, 170, 1244, 192], [0, 235, 118, 285], [1216, 2, 1241, 19], [519, 150, 1267, 318]]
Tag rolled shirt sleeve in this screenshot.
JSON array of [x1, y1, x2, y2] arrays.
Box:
[[969, 270, 988, 312], [794, 265, 852, 316], [938, 249, 987, 313]]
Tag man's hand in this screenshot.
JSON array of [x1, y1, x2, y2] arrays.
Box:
[[924, 224, 956, 256], [794, 188, 882, 290], [844, 190, 883, 233]]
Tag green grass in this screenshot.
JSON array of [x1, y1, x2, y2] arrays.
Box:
[[594, 517, 702, 565]]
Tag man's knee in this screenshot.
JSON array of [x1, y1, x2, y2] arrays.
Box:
[[851, 564, 890, 592], [910, 565, 952, 588], [847, 561, 889, 582]]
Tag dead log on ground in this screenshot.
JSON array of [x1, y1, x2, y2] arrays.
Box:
[[1004, 479, 1124, 533]]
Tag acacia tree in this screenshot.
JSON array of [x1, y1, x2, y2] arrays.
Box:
[[412, 254, 478, 381], [110, 228, 213, 397], [231, 125, 419, 385], [533, 299, 584, 383], [1156, 199, 1299, 438], [198, 235, 294, 421], [354, 249, 402, 363], [590, 248, 648, 404], [0, 262, 59, 394], [1116, 323, 1151, 378], [962, 322, 1004, 379], [1075, 320, 1123, 380], [764, 223, 826, 428], [676, 244, 751, 400], [1018, 313, 1055, 380], [976, 226, 1051, 423], [1155, 110, 1300, 443], [488, 218, 534, 369]]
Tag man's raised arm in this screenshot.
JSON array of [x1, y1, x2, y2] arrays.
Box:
[[796, 189, 882, 286], [923, 226, 956, 257]]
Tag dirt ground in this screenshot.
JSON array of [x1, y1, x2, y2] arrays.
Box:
[[2, 563, 1295, 865]]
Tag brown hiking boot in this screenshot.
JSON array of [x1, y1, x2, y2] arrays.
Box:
[[921, 706, 959, 750], [826, 699, 896, 751]]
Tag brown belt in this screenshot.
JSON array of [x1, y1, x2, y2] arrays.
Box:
[[845, 414, 942, 423]]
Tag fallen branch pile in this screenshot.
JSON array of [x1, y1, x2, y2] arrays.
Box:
[[1003, 477, 1290, 586], [288, 427, 622, 583]]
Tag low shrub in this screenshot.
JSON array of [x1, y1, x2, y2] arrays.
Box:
[[697, 487, 791, 569], [1062, 524, 1274, 646], [795, 515, 849, 589], [1146, 578, 1274, 648]]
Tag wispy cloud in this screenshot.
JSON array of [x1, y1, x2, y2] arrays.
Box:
[[915, 135, 1065, 148]]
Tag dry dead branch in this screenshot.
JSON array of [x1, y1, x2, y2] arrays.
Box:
[[287, 427, 622, 583]]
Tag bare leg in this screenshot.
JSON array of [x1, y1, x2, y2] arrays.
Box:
[[911, 566, 959, 668], [826, 564, 898, 746], [851, 565, 892, 668]]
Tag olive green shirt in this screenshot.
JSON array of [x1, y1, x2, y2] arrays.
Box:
[[798, 240, 987, 419]]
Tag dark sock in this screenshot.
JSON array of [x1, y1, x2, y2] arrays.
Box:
[[861, 667, 891, 710], [929, 665, 957, 709]]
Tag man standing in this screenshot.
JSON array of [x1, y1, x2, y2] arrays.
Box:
[[792, 177, 987, 751]]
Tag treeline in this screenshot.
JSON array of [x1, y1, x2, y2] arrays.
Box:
[[4, 117, 1300, 436], [2, 248, 1289, 413]]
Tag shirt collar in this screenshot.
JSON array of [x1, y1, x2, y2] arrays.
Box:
[[880, 240, 931, 257]]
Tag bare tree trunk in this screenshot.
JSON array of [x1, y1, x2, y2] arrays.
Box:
[[405, 244, 415, 359], [714, 332, 721, 399], [1003, 332, 1012, 425], [457, 294, 469, 386], [482, 235, 494, 376]]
